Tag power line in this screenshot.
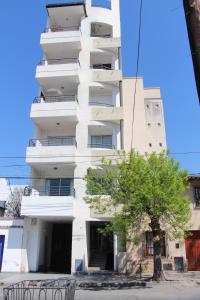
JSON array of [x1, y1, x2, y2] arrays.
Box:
[[131, 0, 143, 148], [1, 172, 200, 181], [0, 151, 200, 162]]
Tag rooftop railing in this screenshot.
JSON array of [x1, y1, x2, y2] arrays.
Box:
[[29, 137, 76, 147], [24, 186, 75, 197], [39, 58, 79, 65], [44, 25, 80, 33], [33, 95, 78, 103]]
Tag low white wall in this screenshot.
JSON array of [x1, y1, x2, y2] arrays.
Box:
[[0, 218, 24, 272]]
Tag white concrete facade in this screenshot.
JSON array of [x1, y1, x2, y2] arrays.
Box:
[[0, 219, 24, 272], [18, 0, 167, 274]]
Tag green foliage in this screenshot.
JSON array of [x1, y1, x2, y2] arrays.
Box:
[[85, 150, 191, 241]]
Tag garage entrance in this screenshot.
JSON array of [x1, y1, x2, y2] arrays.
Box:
[[50, 223, 72, 274], [185, 231, 200, 271]]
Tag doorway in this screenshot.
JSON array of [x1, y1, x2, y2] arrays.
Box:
[[50, 224, 72, 273], [89, 222, 114, 271], [0, 235, 5, 272], [185, 231, 200, 271]]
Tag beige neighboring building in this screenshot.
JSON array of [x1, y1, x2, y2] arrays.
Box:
[[118, 176, 200, 273], [122, 77, 166, 153]]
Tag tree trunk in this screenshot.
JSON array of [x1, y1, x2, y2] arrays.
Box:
[[150, 219, 164, 281]]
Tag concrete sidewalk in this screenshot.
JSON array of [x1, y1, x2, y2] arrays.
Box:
[[0, 271, 200, 287]]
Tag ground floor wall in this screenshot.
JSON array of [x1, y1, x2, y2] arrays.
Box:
[[21, 218, 119, 274], [117, 230, 200, 274], [0, 218, 24, 272], [2, 217, 200, 274]]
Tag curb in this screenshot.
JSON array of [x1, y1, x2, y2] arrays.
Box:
[[76, 280, 146, 290]]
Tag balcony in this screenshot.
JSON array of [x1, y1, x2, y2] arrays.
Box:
[[91, 107, 123, 122], [90, 51, 122, 83], [31, 95, 78, 123], [91, 22, 113, 38], [88, 135, 115, 150], [41, 26, 81, 60], [46, 2, 86, 34], [88, 143, 115, 150], [36, 58, 79, 90], [21, 186, 74, 218], [26, 137, 77, 165]]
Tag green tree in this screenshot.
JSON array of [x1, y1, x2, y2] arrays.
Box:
[[85, 151, 191, 280]]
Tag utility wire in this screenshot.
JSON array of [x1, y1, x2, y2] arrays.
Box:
[[0, 151, 200, 164], [1, 172, 200, 181], [131, 0, 143, 148]]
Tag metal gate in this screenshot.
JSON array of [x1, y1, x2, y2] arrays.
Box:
[[3, 278, 76, 300]]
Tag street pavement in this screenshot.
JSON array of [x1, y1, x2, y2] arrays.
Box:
[[75, 285, 200, 300], [0, 272, 200, 300]]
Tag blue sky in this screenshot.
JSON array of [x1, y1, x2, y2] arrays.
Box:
[[0, 0, 199, 183]]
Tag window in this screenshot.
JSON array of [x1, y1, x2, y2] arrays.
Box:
[[146, 231, 166, 257], [194, 187, 200, 207], [149, 143, 152, 147], [46, 179, 73, 196], [91, 135, 113, 149], [159, 143, 163, 147]]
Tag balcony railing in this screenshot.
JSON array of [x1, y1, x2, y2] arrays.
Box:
[[89, 101, 114, 107], [91, 64, 113, 70], [24, 186, 75, 197], [29, 137, 76, 147], [91, 33, 112, 38], [44, 25, 80, 33], [88, 143, 115, 149], [39, 58, 79, 66], [33, 95, 78, 103]]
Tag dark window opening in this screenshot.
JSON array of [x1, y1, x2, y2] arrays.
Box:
[[146, 231, 166, 257], [194, 187, 200, 207]]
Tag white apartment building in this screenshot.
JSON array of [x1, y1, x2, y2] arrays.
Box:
[[19, 0, 167, 274]]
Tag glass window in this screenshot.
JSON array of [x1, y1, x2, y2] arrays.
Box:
[[102, 135, 112, 146], [146, 231, 166, 257], [91, 136, 102, 146], [91, 135, 112, 148], [46, 179, 73, 196], [194, 187, 200, 207]]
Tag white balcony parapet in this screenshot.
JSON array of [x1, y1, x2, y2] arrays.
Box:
[[21, 194, 74, 218], [31, 96, 78, 122], [26, 137, 77, 165], [36, 58, 79, 80]]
